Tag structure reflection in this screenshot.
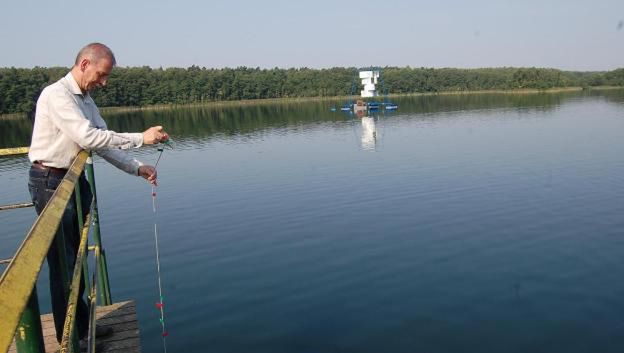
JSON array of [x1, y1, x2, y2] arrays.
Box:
[[356, 110, 377, 151]]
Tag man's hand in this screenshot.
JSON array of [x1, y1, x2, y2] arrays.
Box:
[[143, 126, 169, 145], [138, 165, 158, 185]]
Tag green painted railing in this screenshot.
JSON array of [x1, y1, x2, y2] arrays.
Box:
[[0, 150, 112, 353]]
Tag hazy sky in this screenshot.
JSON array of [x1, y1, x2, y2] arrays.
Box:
[[1, 0, 622, 71]]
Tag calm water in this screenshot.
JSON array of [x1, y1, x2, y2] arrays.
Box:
[[1, 91, 624, 353]]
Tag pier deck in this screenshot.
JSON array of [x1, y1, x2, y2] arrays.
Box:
[[9, 300, 140, 353]]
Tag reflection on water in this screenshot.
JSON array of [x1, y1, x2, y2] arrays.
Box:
[[3, 89, 624, 149], [360, 116, 377, 151]]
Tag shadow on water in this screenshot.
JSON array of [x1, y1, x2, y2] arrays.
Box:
[[2, 89, 623, 149]]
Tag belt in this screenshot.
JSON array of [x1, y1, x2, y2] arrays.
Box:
[[31, 161, 68, 175]]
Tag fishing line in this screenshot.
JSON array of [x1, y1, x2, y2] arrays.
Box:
[[151, 139, 173, 352]]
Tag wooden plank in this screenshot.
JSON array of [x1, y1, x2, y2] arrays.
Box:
[[106, 347, 141, 353], [99, 337, 141, 351], [96, 306, 137, 318], [8, 300, 141, 353], [98, 313, 138, 326], [36, 303, 138, 323], [98, 329, 140, 343], [104, 348, 142, 353], [95, 301, 136, 315], [98, 321, 139, 333]]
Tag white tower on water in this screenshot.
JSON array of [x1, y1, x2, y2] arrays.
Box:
[[359, 70, 380, 98]]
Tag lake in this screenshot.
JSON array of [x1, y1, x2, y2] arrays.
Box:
[[1, 90, 624, 353]]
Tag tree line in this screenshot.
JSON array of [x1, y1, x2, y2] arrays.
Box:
[[1, 66, 623, 115], [3, 85, 624, 149]]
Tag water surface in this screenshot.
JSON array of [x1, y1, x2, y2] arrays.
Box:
[[1, 90, 624, 353]]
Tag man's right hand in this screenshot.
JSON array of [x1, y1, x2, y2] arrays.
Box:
[[138, 165, 158, 185], [143, 126, 168, 145]]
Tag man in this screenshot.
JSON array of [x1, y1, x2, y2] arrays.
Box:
[[28, 42, 167, 344]]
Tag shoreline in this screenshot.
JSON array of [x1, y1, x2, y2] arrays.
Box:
[[1, 86, 621, 120]]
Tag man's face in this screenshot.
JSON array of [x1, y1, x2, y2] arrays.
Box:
[[82, 58, 113, 92]]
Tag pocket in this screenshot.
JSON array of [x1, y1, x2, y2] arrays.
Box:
[[45, 175, 63, 191], [27, 182, 46, 214], [27, 182, 39, 203]]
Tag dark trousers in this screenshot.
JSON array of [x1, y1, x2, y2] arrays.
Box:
[[28, 166, 92, 343]]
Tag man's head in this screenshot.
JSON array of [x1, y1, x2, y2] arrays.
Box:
[[72, 43, 116, 93]]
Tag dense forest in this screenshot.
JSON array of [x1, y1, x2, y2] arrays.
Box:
[[1, 66, 623, 115]]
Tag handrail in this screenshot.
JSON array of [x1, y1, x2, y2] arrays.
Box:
[[0, 151, 88, 352], [85, 158, 112, 305], [0, 203, 33, 211], [86, 246, 101, 353], [59, 211, 92, 353], [0, 147, 29, 156]]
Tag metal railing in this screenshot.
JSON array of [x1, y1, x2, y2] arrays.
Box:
[[0, 147, 29, 157], [0, 150, 112, 353]]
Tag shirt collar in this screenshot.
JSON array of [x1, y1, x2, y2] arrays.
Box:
[[65, 72, 90, 98]]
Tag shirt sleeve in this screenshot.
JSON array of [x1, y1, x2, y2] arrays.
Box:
[[96, 148, 145, 175], [47, 88, 144, 150]]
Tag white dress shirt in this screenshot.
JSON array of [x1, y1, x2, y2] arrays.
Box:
[[29, 72, 144, 175]]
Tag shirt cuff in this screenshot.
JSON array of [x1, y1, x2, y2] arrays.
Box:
[[135, 160, 145, 176], [132, 133, 144, 148]]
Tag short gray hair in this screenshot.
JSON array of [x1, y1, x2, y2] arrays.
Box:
[[74, 43, 117, 66]]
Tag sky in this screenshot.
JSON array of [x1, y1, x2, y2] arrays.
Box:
[[0, 0, 623, 71]]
